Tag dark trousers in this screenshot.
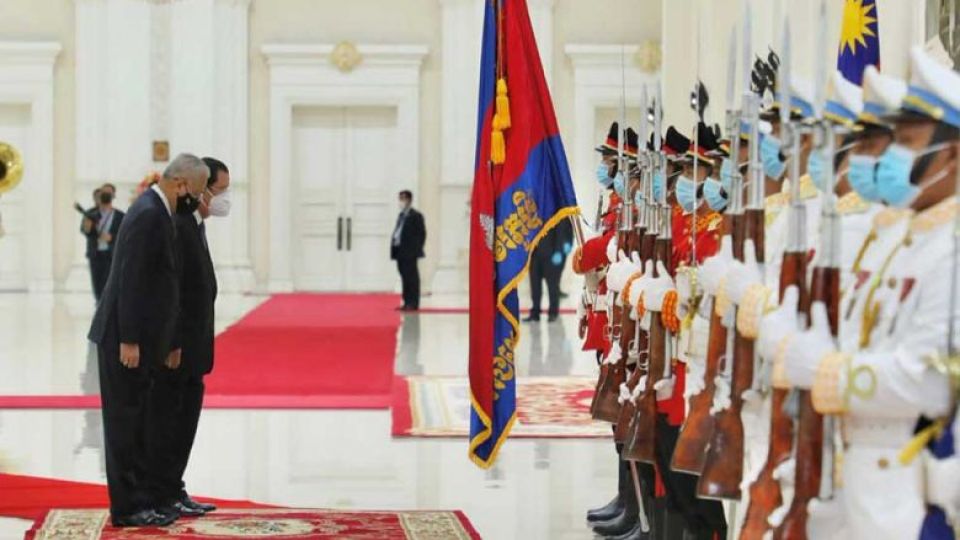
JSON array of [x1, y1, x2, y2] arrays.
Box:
[[146, 368, 205, 503], [97, 339, 153, 517], [397, 257, 420, 309], [654, 414, 727, 539], [89, 252, 113, 301], [529, 255, 563, 318]]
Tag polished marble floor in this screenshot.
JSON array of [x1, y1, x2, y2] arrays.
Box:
[[0, 291, 615, 539]]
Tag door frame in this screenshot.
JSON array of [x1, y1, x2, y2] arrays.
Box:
[[263, 43, 427, 292]]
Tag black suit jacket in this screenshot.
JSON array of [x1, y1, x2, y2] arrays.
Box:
[[81, 207, 125, 259], [87, 190, 180, 368], [173, 213, 218, 376], [390, 208, 426, 260]]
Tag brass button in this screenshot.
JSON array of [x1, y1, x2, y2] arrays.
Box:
[[888, 278, 897, 289], [877, 457, 889, 469]]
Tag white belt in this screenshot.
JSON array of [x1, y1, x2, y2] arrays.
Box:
[[845, 416, 917, 448]]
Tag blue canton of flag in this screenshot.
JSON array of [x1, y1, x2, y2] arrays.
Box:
[[837, 0, 880, 85]]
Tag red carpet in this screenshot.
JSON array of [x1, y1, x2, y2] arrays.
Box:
[[0, 294, 402, 410], [0, 473, 271, 522], [416, 307, 574, 315], [25, 508, 482, 539]]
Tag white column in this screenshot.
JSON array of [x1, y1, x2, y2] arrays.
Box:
[[431, 0, 555, 294], [170, 0, 254, 292], [66, 0, 152, 292]]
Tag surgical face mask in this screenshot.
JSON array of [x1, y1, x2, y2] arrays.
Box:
[[807, 149, 829, 192], [612, 172, 626, 197], [848, 155, 882, 202], [703, 177, 728, 211], [208, 189, 231, 217], [99, 192, 114, 206], [177, 192, 202, 215], [719, 158, 747, 192], [676, 175, 697, 213], [876, 142, 951, 208], [652, 170, 665, 202], [633, 189, 644, 207], [596, 162, 615, 188], [761, 134, 787, 180]]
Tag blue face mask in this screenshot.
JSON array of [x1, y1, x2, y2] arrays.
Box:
[[807, 149, 828, 192], [653, 171, 665, 202], [848, 155, 882, 202], [761, 134, 787, 180], [633, 189, 644, 207], [720, 158, 735, 191], [676, 175, 697, 213], [703, 177, 728, 211], [613, 172, 626, 197], [876, 143, 950, 208], [596, 162, 614, 188]]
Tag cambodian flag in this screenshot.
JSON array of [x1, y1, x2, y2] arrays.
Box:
[[837, 0, 880, 85], [468, 0, 578, 468]]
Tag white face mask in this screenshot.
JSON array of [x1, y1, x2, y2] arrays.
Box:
[[208, 189, 231, 217]]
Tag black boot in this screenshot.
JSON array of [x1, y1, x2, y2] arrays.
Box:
[[593, 462, 638, 537], [588, 444, 628, 523], [609, 520, 652, 540]]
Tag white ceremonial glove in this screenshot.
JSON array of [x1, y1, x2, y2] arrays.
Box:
[[772, 457, 796, 486], [644, 262, 675, 312], [631, 376, 647, 402], [654, 376, 675, 401], [684, 360, 706, 400], [675, 267, 695, 308], [605, 234, 619, 264], [627, 259, 652, 308], [699, 235, 734, 296], [806, 493, 848, 540], [618, 382, 633, 405], [757, 286, 801, 363], [604, 342, 623, 365], [607, 250, 642, 293], [783, 302, 836, 389], [726, 239, 764, 306], [925, 451, 960, 521]]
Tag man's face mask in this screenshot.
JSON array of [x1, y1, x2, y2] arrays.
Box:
[[876, 142, 952, 208], [761, 134, 787, 180]]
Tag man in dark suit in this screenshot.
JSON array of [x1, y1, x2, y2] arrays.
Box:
[[81, 183, 125, 301], [390, 190, 426, 311], [147, 157, 229, 518], [87, 153, 209, 528], [524, 219, 573, 322]]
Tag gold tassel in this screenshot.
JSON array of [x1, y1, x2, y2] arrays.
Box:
[[495, 78, 511, 130], [491, 128, 506, 165]]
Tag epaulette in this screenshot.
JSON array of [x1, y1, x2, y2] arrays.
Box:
[[764, 191, 789, 228], [799, 175, 819, 200], [837, 192, 873, 215], [911, 198, 958, 234], [872, 207, 913, 229]]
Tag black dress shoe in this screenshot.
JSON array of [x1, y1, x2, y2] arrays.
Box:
[[154, 504, 181, 522], [547, 314, 559, 323], [587, 495, 623, 523], [609, 521, 650, 540], [180, 493, 217, 513], [168, 500, 205, 517], [111, 509, 176, 528], [592, 508, 639, 537], [522, 315, 540, 323]]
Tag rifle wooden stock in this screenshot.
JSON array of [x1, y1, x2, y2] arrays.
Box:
[[670, 307, 725, 473], [614, 366, 643, 442], [672, 214, 737, 474], [741, 248, 805, 538], [698, 210, 761, 501], [774, 266, 839, 540], [623, 237, 671, 463]]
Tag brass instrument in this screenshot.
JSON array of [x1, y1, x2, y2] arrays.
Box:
[[0, 142, 24, 195]]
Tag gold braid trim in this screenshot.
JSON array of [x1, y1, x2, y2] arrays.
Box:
[[736, 284, 773, 339], [661, 290, 681, 333], [621, 271, 644, 308], [812, 352, 852, 414], [771, 335, 795, 390], [714, 276, 731, 318]]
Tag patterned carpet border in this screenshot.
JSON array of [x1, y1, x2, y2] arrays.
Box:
[[25, 508, 482, 540], [392, 376, 611, 439]]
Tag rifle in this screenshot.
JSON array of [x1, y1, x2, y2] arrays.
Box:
[[671, 21, 741, 475], [623, 83, 672, 464], [592, 66, 634, 423], [696, 10, 760, 500], [775, 6, 837, 536]]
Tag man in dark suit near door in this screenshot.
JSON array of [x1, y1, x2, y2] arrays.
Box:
[[147, 157, 229, 518], [390, 190, 426, 311], [87, 153, 210, 528], [80, 183, 124, 301]]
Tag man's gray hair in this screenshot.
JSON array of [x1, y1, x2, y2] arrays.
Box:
[[163, 153, 209, 183]]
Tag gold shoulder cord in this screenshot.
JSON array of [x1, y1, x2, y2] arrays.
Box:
[[859, 233, 910, 350], [842, 229, 877, 321]]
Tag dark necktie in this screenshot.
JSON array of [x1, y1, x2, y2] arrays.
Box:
[[199, 221, 209, 252]]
